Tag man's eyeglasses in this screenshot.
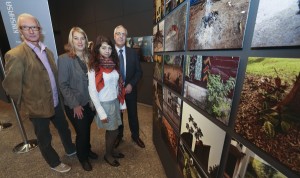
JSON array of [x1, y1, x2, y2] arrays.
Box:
[[20, 26, 40, 31], [115, 32, 126, 37]]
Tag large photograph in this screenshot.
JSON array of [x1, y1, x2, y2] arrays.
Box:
[[164, 55, 184, 95], [187, 0, 250, 50], [153, 20, 165, 52], [163, 87, 182, 133], [153, 79, 163, 111], [177, 139, 210, 178], [154, 0, 164, 24], [180, 102, 226, 177], [224, 138, 287, 178], [153, 104, 162, 136], [161, 116, 179, 161], [164, 3, 187, 51], [165, 0, 185, 15], [126, 36, 153, 62], [184, 55, 240, 125], [153, 55, 163, 82], [251, 0, 300, 47], [235, 57, 300, 175]]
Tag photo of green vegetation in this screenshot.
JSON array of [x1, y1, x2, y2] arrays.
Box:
[[235, 57, 300, 175], [245, 156, 286, 178]]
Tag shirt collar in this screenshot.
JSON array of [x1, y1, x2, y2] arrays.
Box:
[[25, 40, 46, 51], [115, 46, 125, 53]]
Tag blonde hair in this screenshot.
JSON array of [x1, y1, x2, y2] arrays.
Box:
[[65, 27, 89, 58], [17, 13, 41, 29]]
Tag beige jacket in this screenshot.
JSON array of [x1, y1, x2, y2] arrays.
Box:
[[2, 42, 59, 118]]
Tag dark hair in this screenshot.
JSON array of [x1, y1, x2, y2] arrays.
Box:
[[88, 35, 119, 72]]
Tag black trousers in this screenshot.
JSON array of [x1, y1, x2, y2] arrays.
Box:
[[30, 102, 75, 168], [118, 98, 140, 139], [64, 103, 95, 162]]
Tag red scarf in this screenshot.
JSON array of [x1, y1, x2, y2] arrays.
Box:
[[95, 57, 125, 104]]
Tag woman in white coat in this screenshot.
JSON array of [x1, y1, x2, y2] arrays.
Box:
[[88, 35, 126, 167]]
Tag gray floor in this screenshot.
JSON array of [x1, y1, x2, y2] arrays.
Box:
[[0, 100, 167, 178]]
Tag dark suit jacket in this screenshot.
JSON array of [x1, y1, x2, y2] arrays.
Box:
[[124, 46, 142, 100]]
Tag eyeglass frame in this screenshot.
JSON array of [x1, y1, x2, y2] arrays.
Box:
[[19, 26, 41, 31], [115, 32, 126, 37]]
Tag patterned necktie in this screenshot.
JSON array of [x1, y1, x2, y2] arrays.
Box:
[[119, 49, 125, 80]]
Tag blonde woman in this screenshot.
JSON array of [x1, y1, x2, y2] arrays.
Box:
[[58, 27, 98, 171]]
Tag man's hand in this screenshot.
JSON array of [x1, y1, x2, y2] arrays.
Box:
[[125, 84, 132, 94]]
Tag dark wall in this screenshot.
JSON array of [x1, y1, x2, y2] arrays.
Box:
[[49, 0, 154, 105], [0, 15, 10, 102], [49, 0, 153, 55]]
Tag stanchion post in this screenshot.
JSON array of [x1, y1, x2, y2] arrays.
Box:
[[0, 51, 37, 153]]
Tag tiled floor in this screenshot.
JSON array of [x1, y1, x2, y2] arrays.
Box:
[[0, 100, 166, 178]]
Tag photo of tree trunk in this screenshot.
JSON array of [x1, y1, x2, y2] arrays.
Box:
[[235, 57, 300, 175]]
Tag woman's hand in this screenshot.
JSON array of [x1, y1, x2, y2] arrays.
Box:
[[74, 106, 84, 119], [101, 118, 108, 123]]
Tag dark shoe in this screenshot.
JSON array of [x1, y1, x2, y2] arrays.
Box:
[[112, 152, 125, 159], [132, 137, 145, 148], [104, 156, 120, 167], [88, 151, 98, 160], [114, 137, 123, 148], [80, 160, 92, 171]]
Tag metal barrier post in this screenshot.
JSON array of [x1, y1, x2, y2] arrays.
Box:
[[0, 52, 37, 153]]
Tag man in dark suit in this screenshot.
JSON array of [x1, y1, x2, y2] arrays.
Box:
[[113, 25, 145, 148]]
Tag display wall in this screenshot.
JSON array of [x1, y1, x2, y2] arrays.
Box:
[[152, 0, 300, 178]]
